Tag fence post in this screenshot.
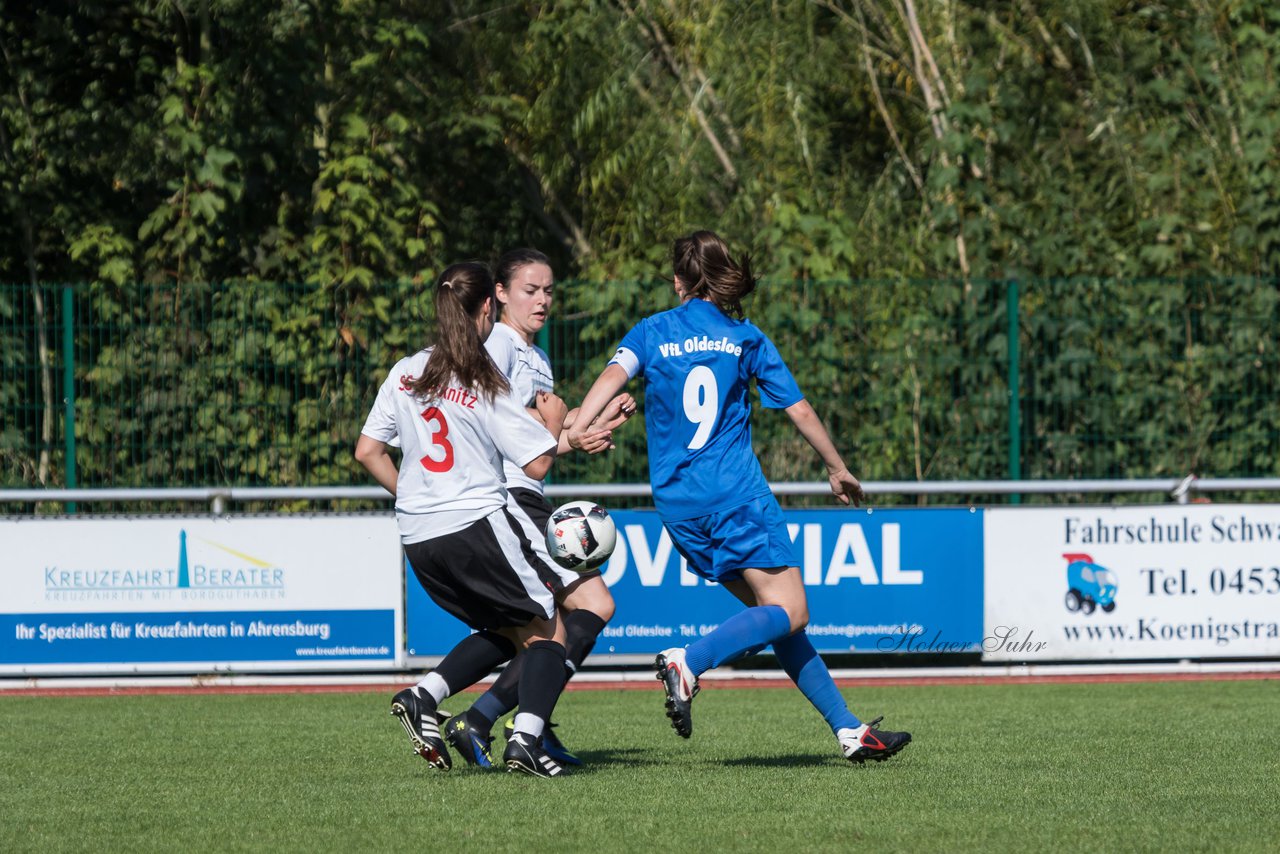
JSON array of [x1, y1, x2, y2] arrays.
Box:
[[62, 283, 77, 514], [1006, 279, 1021, 505]]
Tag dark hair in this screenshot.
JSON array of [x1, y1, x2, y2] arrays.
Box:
[[495, 248, 551, 290], [672, 230, 757, 317], [409, 262, 510, 401]]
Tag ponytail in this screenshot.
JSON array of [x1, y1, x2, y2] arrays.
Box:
[[410, 262, 510, 401], [672, 230, 757, 317]]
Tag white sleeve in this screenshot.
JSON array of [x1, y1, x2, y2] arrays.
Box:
[[509, 345, 555, 406], [484, 329, 519, 380], [360, 369, 400, 443], [486, 387, 556, 468], [608, 346, 641, 379]]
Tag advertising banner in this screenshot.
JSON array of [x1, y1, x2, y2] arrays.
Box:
[[984, 505, 1280, 660], [408, 507, 984, 660], [1, 515, 403, 674]]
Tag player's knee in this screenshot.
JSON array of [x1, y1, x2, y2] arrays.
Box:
[[590, 593, 616, 623], [562, 577, 615, 623], [517, 613, 559, 648], [786, 604, 809, 633]]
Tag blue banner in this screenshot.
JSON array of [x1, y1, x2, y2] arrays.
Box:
[[407, 507, 984, 658], [1, 609, 395, 664]]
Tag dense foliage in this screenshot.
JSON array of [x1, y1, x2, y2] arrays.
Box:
[[3, 2, 1279, 496]]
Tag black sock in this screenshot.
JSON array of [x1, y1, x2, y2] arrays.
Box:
[[434, 630, 516, 695], [516, 640, 568, 732], [563, 609, 608, 674]]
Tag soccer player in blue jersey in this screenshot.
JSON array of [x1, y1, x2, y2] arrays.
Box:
[[567, 231, 911, 764]]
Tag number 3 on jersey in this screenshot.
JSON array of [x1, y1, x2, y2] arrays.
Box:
[[682, 366, 718, 449], [418, 406, 454, 472]]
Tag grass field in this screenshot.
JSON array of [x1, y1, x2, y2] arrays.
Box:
[[3, 678, 1277, 852]]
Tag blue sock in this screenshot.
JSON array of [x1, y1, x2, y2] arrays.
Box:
[[469, 690, 510, 730], [684, 605, 791, 676], [773, 630, 860, 733]]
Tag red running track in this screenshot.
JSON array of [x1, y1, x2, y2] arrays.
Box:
[[4, 669, 1277, 698]]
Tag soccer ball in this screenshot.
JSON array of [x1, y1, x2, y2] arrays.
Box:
[[545, 500, 618, 571]]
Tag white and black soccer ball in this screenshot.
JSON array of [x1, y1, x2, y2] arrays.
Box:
[[545, 500, 618, 571]]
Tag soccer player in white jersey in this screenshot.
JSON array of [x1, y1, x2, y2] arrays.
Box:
[[356, 262, 612, 778], [443, 248, 635, 768], [568, 231, 911, 765]]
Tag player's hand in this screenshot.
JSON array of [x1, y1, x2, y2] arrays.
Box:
[[566, 426, 590, 451], [535, 391, 568, 431], [575, 428, 615, 455], [594, 393, 637, 431], [829, 468, 864, 507]]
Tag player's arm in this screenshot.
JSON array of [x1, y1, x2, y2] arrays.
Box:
[[355, 434, 398, 496], [525, 394, 635, 455], [521, 391, 569, 480], [525, 404, 608, 455], [567, 363, 631, 452], [585, 393, 637, 433], [552, 393, 637, 455], [783, 398, 864, 507]]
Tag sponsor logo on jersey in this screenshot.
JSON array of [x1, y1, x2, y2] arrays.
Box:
[[657, 335, 743, 358]]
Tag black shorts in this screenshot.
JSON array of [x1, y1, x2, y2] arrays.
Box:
[[403, 507, 557, 631], [507, 487, 603, 591]]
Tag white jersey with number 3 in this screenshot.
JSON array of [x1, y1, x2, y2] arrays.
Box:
[[360, 348, 556, 544]]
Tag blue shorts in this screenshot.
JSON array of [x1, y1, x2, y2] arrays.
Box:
[[664, 496, 798, 583]]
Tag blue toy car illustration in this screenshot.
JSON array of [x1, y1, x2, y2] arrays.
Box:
[[1062, 552, 1117, 615]]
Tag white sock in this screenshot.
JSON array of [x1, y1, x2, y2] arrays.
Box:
[[512, 712, 545, 740], [414, 672, 450, 705]]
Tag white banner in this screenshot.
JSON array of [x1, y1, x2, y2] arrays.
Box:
[[1, 515, 404, 674], [984, 505, 1280, 660]]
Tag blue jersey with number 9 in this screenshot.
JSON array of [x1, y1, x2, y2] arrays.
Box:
[[610, 298, 804, 521]]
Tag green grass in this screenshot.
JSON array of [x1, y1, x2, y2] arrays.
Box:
[[2, 680, 1277, 852]]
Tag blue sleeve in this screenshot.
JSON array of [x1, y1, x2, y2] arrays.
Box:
[[746, 331, 803, 409]]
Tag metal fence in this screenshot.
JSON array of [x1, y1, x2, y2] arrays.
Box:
[[3, 278, 1279, 512]]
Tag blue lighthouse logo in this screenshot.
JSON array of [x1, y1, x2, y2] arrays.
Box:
[[178, 530, 190, 588]]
